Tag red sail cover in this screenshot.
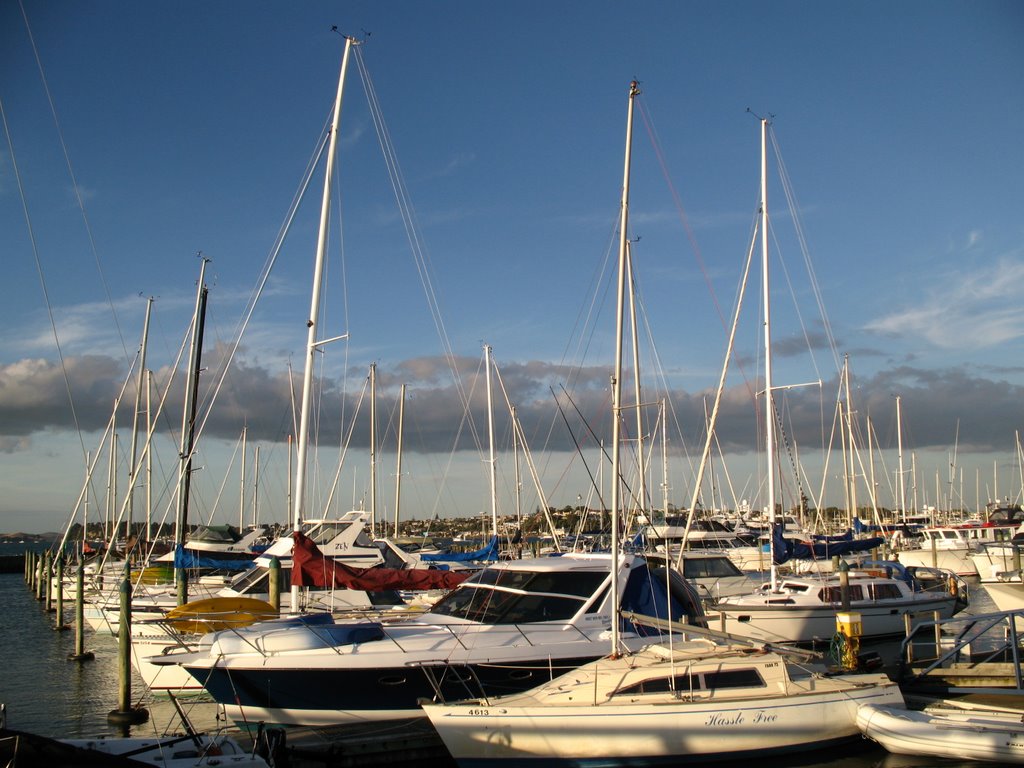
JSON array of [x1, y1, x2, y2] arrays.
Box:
[[290, 531, 471, 591]]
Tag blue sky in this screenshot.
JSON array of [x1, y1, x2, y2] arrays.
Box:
[[2, 1, 1022, 534]]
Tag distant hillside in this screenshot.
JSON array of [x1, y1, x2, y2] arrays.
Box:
[[0, 532, 59, 544]]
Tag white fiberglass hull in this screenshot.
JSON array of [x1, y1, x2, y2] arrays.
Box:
[[424, 680, 902, 766], [894, 548, 977, 576], [61, 733, 268, 767], [712, 591, 961, 645], [857, 703, 1024, 764]]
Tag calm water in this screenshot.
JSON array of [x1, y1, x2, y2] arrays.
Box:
[[0, 547, 997, 767]]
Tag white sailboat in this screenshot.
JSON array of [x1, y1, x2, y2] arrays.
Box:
[[150, 72, 706, 729], [710, 118, 966, 645], [421, 88, 903, 767]]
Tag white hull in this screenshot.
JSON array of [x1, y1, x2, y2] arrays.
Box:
[[857, 703, 1024, 764], [980, 581, 1024, 631], [711, 594, 959, 644], [423, 643, 903, 766], [132, 635, 209, 694], [971, 546, 1022, 582], [61, 733, 267, 767], [983, 580, 1024, 612], [895, 547, 977, 576]]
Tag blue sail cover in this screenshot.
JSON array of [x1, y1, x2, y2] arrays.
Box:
[[172, 545, 255, 571], [419, 535, 499, 563], [772, 524, 886, 565]]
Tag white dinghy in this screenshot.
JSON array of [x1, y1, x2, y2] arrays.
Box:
[[857, 702, 1024, 764]]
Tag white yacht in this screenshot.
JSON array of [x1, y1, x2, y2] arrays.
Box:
[[151, 552, 706, 726]]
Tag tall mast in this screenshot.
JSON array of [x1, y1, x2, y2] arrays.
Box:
[[896, 395, 906, 523], [252, 444, 260, 528], [145, 370, 153, 549], [626, 241, 647, 520], [176, 257, 209, 605], [291, 37, 355, 610], [512, 404, 523, 541], [240, 426, 247, 530], [660, 399, 669, 519], [394, 383, 406, 539], [370, 362, 378, 536], [485, 345, 498, 538], [610, 81, 639, 654], [125, 297, 153, 557], [106, 406, 117, 545], [759, 118, 778, 590], [843, 356, 857, 528]]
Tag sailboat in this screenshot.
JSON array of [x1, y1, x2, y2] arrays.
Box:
[[151, 61, 706, 730], [708, 118, 966, 645], [420, 92, 903, 767]]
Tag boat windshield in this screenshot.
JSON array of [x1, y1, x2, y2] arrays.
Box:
[[681, 557, 744, 579], [306, 521, 374, 547], [429, 569, 608, 624]]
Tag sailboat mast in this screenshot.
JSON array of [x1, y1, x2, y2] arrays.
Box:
[[176, 257, 209, 605], [125, 297, 153, 557], [844, 357, 858, 528], [394, 383, 406, 539], [759, 118, 778, 589], [292, 36, 355, 609], [252, 444, 260, 528], [626, 242, 647, 520], [896, 395, 907, 523], [240, 426, 247, 530], [370, 362, 378, 537], [145, 370, 153, 550], [485, 345, 499, 538], [610, 81, 639, 653]]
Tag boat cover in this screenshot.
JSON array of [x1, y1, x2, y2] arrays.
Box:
[[772, 524, 886, 565], [419, 535, 499, 562], [291, 532, 471, 590], [172, 545, 256, 570]]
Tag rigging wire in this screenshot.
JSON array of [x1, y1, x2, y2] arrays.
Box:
[[17, 0, 130, 365], [353, 46, 485, 456], [0, 90, 89, 461], [769, 127, 842, 374]]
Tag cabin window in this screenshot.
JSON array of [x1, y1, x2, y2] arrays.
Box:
[[702, 668, 765, 689], [776, 582, 811, 593], [819, 585, 864, 602], [615, 674, 694, 695], [871, 583, 903, 600], [613, 667, 764, 696]]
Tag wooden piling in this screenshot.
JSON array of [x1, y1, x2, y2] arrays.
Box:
[[44, 551, 54, 613], [54, 554, 68, 631], [107, 572, 148, 726], [68, 559, 94, 662], [269, 556, 281, 614]]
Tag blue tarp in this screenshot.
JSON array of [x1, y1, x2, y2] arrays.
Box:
[[419, 535, 499, 563], [771, 524, 886, 565], [172, 545, 256, 571]]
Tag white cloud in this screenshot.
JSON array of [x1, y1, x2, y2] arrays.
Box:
[[864, 253, 1024, 349]]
